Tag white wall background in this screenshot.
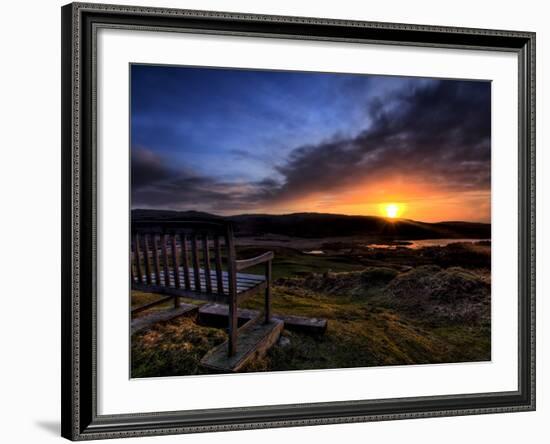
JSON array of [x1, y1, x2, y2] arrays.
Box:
[[0, 0, 545, 443]]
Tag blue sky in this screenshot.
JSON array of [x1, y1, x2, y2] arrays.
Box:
[[131, 65, 411, 182], [130, 64, 491, 222]]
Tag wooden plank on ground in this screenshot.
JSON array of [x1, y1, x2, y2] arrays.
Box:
[[131, 303, 198, 334], [131, 295, 174, 316], [196, 303, 327, 335], [273, 314, 328, 335], [200, 318, 284, 372], [197, 303, 260, 328]]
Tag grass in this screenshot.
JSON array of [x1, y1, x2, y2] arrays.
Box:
[[132, 317, 226, 377], [131, 291, 207, 314], [131, 242, 491, 378], [237, 246, 365, 280], [239, 268, 490, 371]]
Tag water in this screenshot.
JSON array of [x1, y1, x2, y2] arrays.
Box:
[[303, 250, 325, 255], [302, 239, 489, 255], [366, 238, 490, 250]]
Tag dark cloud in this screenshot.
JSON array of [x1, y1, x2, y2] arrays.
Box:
[[131, 147, 172, 187], [132, 79, 490, 213], [264, 79, 491, 203], [131, 147, 267, 211]]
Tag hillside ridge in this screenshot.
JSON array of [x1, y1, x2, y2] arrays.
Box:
[[132, 209, 490, 240]]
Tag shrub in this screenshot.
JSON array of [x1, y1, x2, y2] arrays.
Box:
[[383, 266, 490, 324]]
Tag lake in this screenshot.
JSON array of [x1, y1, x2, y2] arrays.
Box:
[[302, 239, 490, 255], [365, 238, 491, 250]]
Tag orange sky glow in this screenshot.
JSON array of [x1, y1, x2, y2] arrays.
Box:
[[250, 176, 491, 223]]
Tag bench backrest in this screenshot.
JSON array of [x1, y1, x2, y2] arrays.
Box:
[[131, 219, 237, 298]]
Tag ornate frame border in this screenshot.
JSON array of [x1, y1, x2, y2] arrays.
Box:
[[61, 2, 536, 440]]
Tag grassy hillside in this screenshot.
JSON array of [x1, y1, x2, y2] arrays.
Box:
[[131, 241, 491, 377]]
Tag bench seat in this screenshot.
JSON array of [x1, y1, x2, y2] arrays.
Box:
[[132, 267, 266, 303]]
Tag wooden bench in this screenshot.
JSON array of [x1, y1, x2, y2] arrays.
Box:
[[131, 219, 274, 357]]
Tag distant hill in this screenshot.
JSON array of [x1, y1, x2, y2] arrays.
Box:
[[131, 209, 490, 240]]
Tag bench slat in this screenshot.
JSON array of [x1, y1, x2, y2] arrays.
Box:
[[180, 233, 191, 290], [130, 254, 135, 284], [143, 234, 153, 285], [202, 235, 212, 293], [170, 235, 181, 308], [133, 234, 143, 284], [161, 234, 170, 287], [152, 235, 161, 285], [191, 234, 201, 292], [171, 235, 181, 289], [214, 236, 224, 295]]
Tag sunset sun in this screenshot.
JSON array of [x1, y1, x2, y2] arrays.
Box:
[[383, 203, 402, 219]]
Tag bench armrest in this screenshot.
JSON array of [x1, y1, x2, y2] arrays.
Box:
[[235, 251, 274, 271]]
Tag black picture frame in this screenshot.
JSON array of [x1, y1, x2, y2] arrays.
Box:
[[61, 2, 536, 440]]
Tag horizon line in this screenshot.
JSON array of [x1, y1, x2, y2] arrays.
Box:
[[131, 207, 491, 225]]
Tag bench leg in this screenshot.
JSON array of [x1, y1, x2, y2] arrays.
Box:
[[228, 284, 238, 356], [264, 260, 272, 324]]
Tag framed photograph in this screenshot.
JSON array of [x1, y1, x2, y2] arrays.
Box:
[[61, 2, 535, 440]]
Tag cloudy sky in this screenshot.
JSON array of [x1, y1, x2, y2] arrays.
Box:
[[131, 64, 491, 222]]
